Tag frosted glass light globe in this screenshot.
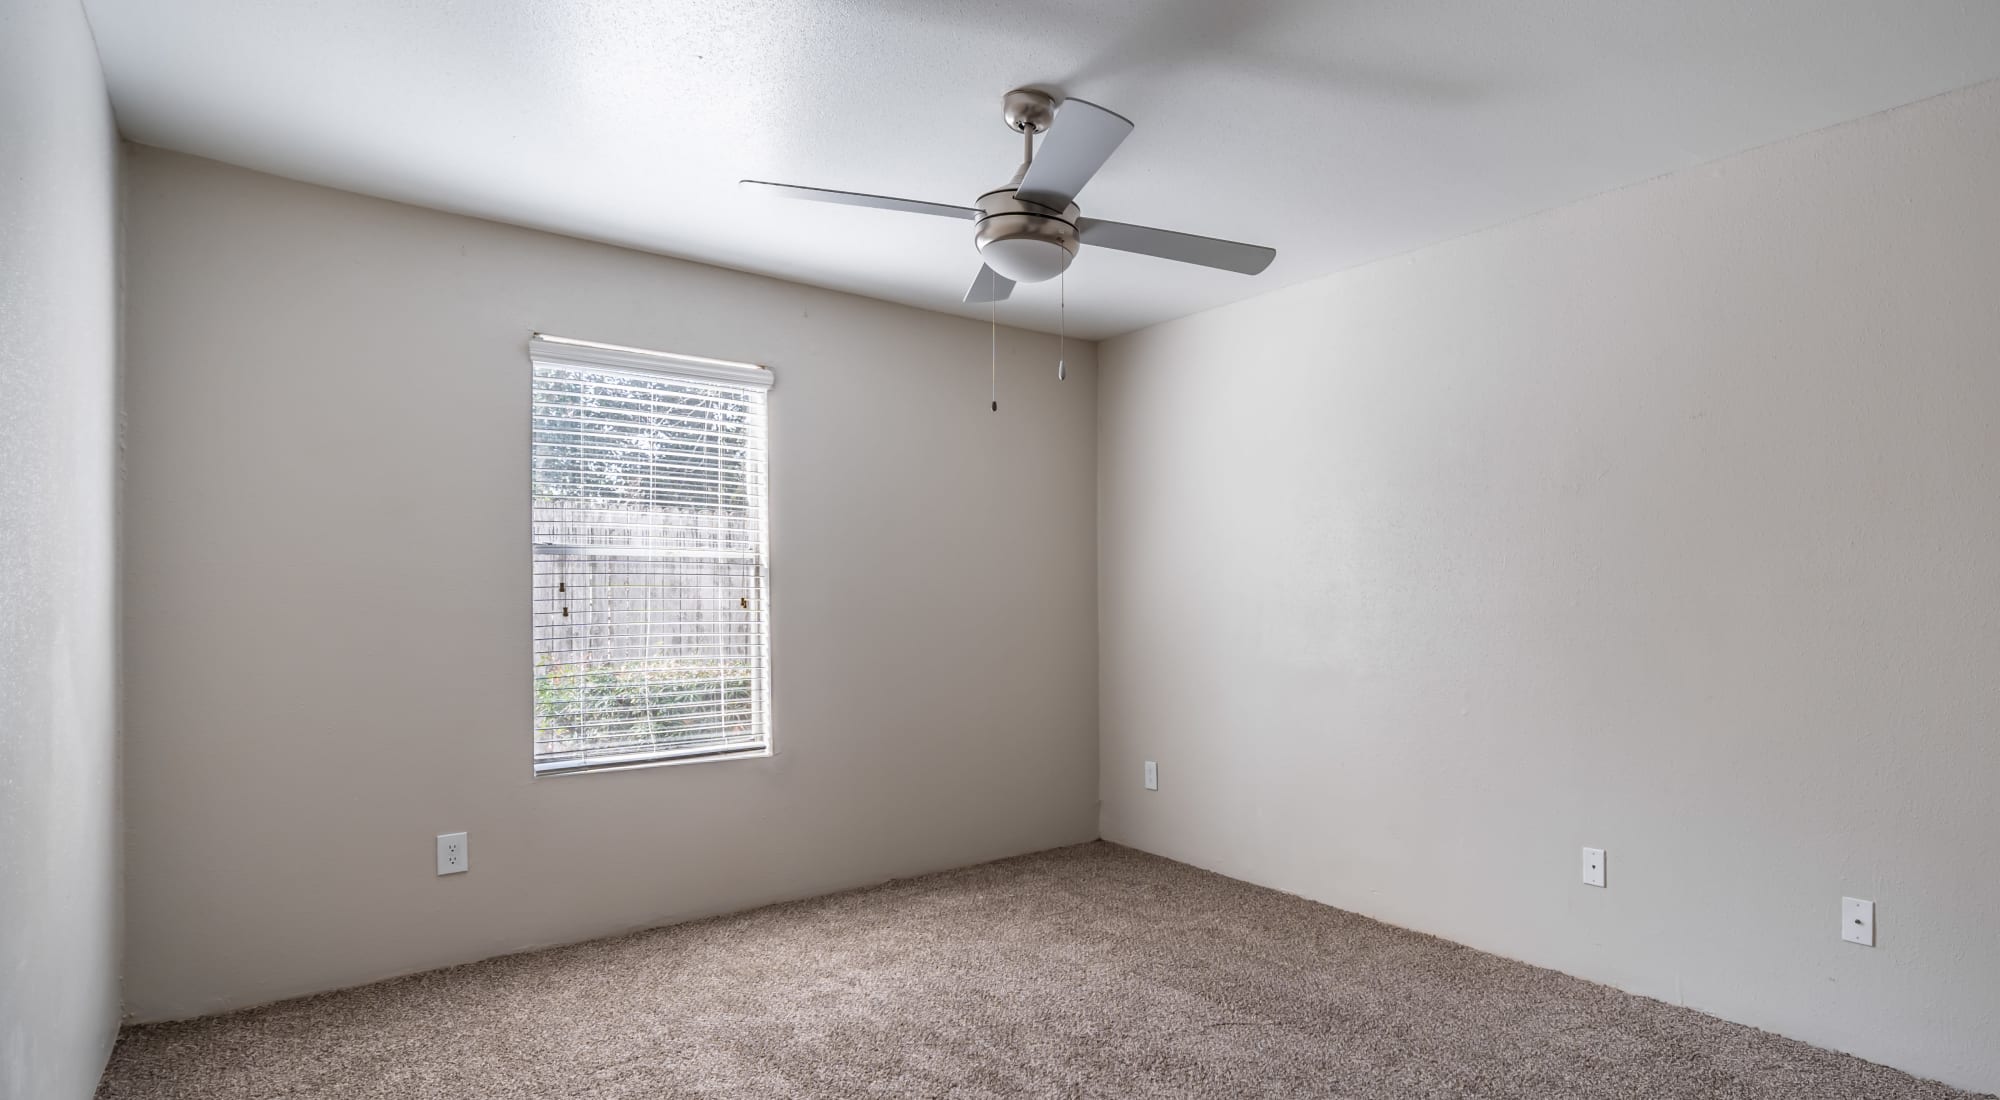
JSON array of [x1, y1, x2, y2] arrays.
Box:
[[977, 235, 1076, 284]]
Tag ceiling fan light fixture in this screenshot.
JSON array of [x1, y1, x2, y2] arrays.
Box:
[[972, 191, 1079, 284], [742, 87, 1275, 306], [977, 232, 1076, 284]]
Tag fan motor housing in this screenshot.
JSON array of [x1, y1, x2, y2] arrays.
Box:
[[974, 189, 1078, 284]]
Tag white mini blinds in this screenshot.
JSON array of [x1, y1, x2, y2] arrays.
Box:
[[529, 335, 774, 774]]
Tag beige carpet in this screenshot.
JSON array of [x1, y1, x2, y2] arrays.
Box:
[[98, 842, 1986, 1099]]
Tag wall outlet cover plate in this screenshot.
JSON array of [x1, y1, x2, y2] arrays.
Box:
[[1581, 847, 1606, 888], [437, 832, 469, 875], [1842, 896, 1875, 946]]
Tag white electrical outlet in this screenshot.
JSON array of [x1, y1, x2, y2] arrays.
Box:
[[1143, 760, 1159, 791], [1842, 897, 1875, 946], [1581, 847, 1606, 888], [437, 832, 468, 875]]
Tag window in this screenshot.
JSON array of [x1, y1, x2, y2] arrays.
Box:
[[529, 334, 773, 774]]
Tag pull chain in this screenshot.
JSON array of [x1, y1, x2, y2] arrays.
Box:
[[1057, 241, 1067, 381], [989, 266, 998, 412]]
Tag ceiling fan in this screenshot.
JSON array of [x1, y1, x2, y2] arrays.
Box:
[[741, 88, 1277, 306]]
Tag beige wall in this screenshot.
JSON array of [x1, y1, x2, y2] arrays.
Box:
[[0, 2, 123, 1097], [120, 147, 1098, 1020], [1098, 80, 2000, 1093]]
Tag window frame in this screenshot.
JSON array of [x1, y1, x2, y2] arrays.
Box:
[[526, 333, 775, 778]]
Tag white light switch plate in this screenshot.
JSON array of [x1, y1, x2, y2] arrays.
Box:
[[437, 832, 468, 875], [1581, 847, 1606, 888], [1143, 760, 1158, 791], [1842, 897, 1874, 946]]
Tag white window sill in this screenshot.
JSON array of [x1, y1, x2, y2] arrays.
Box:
[[533, 745, 772, 779]]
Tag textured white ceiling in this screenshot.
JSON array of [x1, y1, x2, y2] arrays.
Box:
[[82, 0, 2000, 339]]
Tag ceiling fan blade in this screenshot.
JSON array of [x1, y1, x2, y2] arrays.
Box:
[[1014, 99, 1133, 209], [962, 265, 1015, 304], [739, 180, 980, 220], [1076, 217, 1275, 275]]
